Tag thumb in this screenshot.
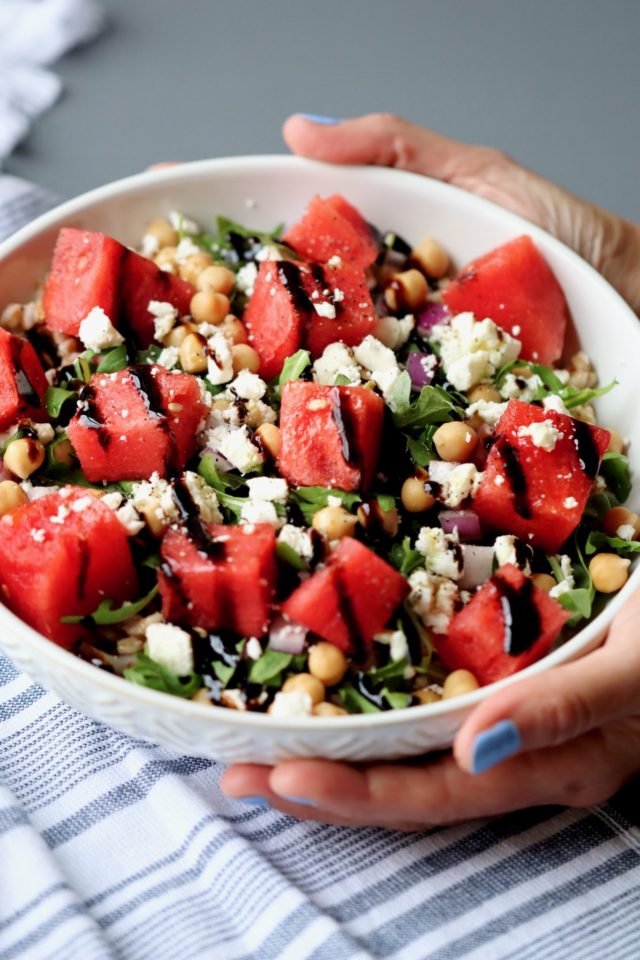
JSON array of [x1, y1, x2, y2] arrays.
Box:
[[453, 589, 640, 775]]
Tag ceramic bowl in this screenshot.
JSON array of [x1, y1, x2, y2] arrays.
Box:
[[0, 156, 638, 763]]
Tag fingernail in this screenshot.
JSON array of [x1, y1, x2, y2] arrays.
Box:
[[280, 795, 316, 807], [238, 796, 270, 808], [471, 720, 521, 774], [296, 113, 341, 125]]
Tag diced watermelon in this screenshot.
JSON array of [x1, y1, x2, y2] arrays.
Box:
[[281, 538, 409, 654], [436, 564, 569, 685], [67, 365, 207, 482], [42, 228, 194, 345], [159, 524, 276, 636], [0, 488, 138, 648], [283, 195, 379, 270], [0, 328, 48, 429], [302, 260, 376, 359], [473, 399, 610, 553], [278, 381, 384, 491], [441, 235, 568, 364], [243, 261, 306, 382]]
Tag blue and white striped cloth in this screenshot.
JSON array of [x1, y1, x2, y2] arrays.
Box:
[[1, 179, 640, 960]]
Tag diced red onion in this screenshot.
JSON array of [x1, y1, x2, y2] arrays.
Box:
[[428, 460, 459, 484], [460, 545, 494, 589], [439, 509, 482, 541], [268, 617, 307, 655], [406, 350, 436, 389], [417, 302, 450, 334]]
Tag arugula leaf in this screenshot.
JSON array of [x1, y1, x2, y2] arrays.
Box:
[[368, 657, 410, 685], [548, 539, 595, 626], [376, 493, 396, 512], [97, 344, 128, 374], [43, 432, 76, 479], [124, 654, 202, 698], [494, 359, 616, 410], [73, 353, 95, 383], [600, 452, 632, 504], [392, 384, 462, 431], [407, 429, 436, 468], [585, 530, 640, 557], [198, 454, 248, 520], [382, 688, 412, 710], [562, 380, 617, 410], [61, 583, 159, 626], [278, 350, 311, 389], [389, 370, 412, 415], [248, 649, 293, 685], [556, 588, 593, 622], [389, 537, 423, 576], [275, 541, 308, 571], [216, 215, 284, 243], [45, 386, 77, 419], [290, 486, 360, 524], [136, 344, 162, 365], [584, 489, 618, 519], [338, 686, 382, 714], [212, 661, 236, 686], [334, 374, 352, 386]]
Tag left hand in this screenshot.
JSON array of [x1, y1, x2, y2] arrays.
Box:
[[222, 591, 640, 829]]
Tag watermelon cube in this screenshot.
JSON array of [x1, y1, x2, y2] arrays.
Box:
[[281, 538, 410, 654], [0, 328, 48, 429], [283, 195, 379, 271], [442, 235, 569, 364], [278, 381, 384, 492], [67, 365, 207, 482], [473, 399, 610, 553], [159, 524, 277, 636], [303, 260, 376, 359], [243, 261, 306, 382], [436, 564, 570, 685], [0, 488, 138, 648], [43, 228, 194, 345]]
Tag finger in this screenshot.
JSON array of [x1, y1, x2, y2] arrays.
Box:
[[454, 590, 640, 774], [146, 162, 180, 171]]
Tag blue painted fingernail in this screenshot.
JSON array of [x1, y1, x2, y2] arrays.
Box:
[[238, 796, 270, 808], [281, 795, 316, 807], [471, 720, 521, 774], [297, 114, 341, 125]]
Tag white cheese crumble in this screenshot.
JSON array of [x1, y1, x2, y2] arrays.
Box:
[[246, 477, 289, 502], [313, 342, 362, 386], [415, 527, 463, 580], [269, 689, 313, 718], [352, 335, 402, 407], [130, 472, 179, 523], [277, 524, 314, 561], [499, 372, 543, 402], [465, 400, 508, 428], [563, 496, 579, 510], [326, 495, 343, 508], [33, 423, 55, 445], [148, 300, 178, 340], [617, 524, 635, 541], [549, 554, 575, 598], [78, 307, 125, 352], [313, 301, 337, 320], [141, 233, 160, 258], [493, 534, 531, 574], [373, 314, 415, 350], [542, 393, 570, 416], [430, 462, 483, 508], [408, 569, 459, 634], [168, 211, 200, 235], [240, 499, 282, 527], [236, 262, 258, 297], [231, 369, 267, 401], [373, 628, 410, 662], [146, 622, 194, 676], [207, 425, 263, 474], [327, 255, 343, 267], [115, 501, 145, 536], [174, 237, 202, 263], [245, 637, 263, 661], [156, 346, 181, 370], [430, 312, 520, 391], [182, 471, 222, 524], [517, 420, 562, 452], [206, 332, 234, 385]]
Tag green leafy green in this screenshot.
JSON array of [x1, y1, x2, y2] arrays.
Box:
[[548, 540, 595, 626], [43, 432, 75, 479], [389, 537, 423, 576], [600, 452, 632, 504], [389, 370, 412, 415], [494, 359, 616, 410], [562, 381, 617, 410], [45, 386, 77, 419], [136, 344, 163, 365], [248, 649, 293, 686], [585, 530, 640, 557], [376, 493, 396, 512], [212, 661, 236, 686], [338, 686, 382, 714], [368, 657, 410, 684], [278, 350, 311, 389], [392, 384, 463, 431], [275, 541, 308, 571], [382, 689, 412, 710], [198, 454, 248, 520], [61, 583, 159, 626], [584, 489, 618, 520], [96, 344, 128, 374], [124, 654, 202, 697], [73, 353, 95, 383], [290, 486, 360, 524], [333, 374, 352, 386], [216, 215, 284, 243]]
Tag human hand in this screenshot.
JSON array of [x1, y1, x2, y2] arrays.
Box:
[[282, 113, 640, 314], [222, 590, 640, 829]]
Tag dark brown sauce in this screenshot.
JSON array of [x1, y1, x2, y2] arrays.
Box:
[[497, 438, 530, 518], [353, 672, 391, 710], [128, 365, 167, 421], [171, 478, 226, 559], [9, 338, 40, 407], [492, 571, 541, 656], [332, 565, 364, 658], [357, 500, 398, 541], [76, 385, 110, 449], [329, 386, 354, 465], [77, 541, 90, 600], [278, 261, 313, 313], [572, 418, 600, 478], [159, 559, 192, 615]]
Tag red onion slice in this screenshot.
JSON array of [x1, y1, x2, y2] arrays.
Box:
[[202, 447, 233, 473], [406, 350, 437, 390], [417, 302, 450, 334], [460, 545, 494, 589], [268, 616, 307, 655], [439, 509, 482, 541]]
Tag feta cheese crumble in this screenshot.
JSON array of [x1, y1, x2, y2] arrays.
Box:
[[517, 420, 562, 452], [415, 527, 463, 580], [269, 689, 313, 718], [373, 314, 415, 350], [148, 300, 178, 340], [207, 425, 263, 474], [277, 524, 314, 561], [146, 623, 194, 676], [313, 342, 362, 386], [236, 262, 258, 297], [313, 301, 337, 320], [465, 399, 508, 428], [206, 332, 234, 385], [549, 554, 575, 598], [430, 462, 483, 508], [430, 312, 520, 391], [493, 534, 531, 574], [78, 307, 125, 352], [408, 569, 459, 634], [246, 477, 288, 502], [231, 370, 267, 401]]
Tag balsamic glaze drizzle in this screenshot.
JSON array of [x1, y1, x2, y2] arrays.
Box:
[[329, 386, 354, 465], [493, 571, 541, 656], [573, 418, 600, 478], [278, 261, 313, 313], [497, 438, 530, 518], [171, 478, 226, 559], [76, 385, 110, 449]]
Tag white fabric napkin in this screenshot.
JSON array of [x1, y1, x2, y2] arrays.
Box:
[[0, 0, 104, 165]]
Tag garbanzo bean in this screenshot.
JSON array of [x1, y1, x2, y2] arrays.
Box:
[[313, 702, 348, 717], [531, 572, 556, 593], [145, 217, 178, 249], [308, 642, 348, 686], [433, 421, 478, 462], [588, 553, 631, 593], [197, 264, 236, 295], [357, 501, 400, 537], [222, 316, 249, 345], [4, 437, 45, 480], [282, 673, 325, 705], [401, 477, 435, 513], [189, 290, 230, 325], [606, 429, 625, 454], [231, 343, 261, 374], [414, 687, 442, 705], [255, 423, 281, 460], [179, 332, 208, 373], [603, 506, 640, 539], [164, 324, 191, 348], [0, 480, 28, 515], [442, 669, 480, 699], [179, 252, 213, 285], [312, 505, 358, 541], [154, 246, 178, 272], [410, 236, 450, 278], [467, 384, 501, 404], [384, 268, 429, 311]]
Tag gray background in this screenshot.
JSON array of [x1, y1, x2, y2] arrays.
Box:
[[6, 0, 640, 220]]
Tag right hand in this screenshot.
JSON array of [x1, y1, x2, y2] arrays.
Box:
[[283, 113, 640, 313]]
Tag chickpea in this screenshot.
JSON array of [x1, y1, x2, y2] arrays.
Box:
[[179, 252, 213, 285], [357, 500, 400, 537], [384, 268, 429, 311], [308, 642, 348, 686], [410, 236, 450, 278], [433, 421, 478, 462], [222, 316, 249, 345], [401, 477, 435, 513], [442, 669, 480, 699], [467, 384, 501, 404], [145, 217, 178, 249], [312, 505, 358, 541], [154, 246, 178, 272], [179, 332, 208, 374], [0, 480, 28, 515], [4, 437, 45, 480], [198, 265, 235, 295], [282, 672, 325, 705], [192, 687, 214, 706], [607, 429, 625, 455], [164, 324, 191, 348], [231, 343, 261, 374], [589, 553, 631, 593], [414, 687, 442, 705], [313, 702, 348, 717], [531, 572, 556, 593], [50, 438, 75, 468], [255, 423, 281, 460], [603, 506, 640, 539], [189, 290, 230, 325]]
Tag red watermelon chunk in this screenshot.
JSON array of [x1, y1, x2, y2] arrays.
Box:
[[302, 260, 376, 359], [436, 564, 569, 685], [283, 194, 379, 270], [0, 487, 138, 648], [473, 399, 610, 553], [243, 260, 306, 382], [281, 538, 409, 654], [278, 380, 384, 491], [0, 328, 48, 429], [442, 235, 568, 365], [43, 228, 194, 345], [67, 365, 207, 482], [159, 524, 276, 637]]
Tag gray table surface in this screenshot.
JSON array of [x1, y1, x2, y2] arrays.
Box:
[[6, 0, 640, 221]]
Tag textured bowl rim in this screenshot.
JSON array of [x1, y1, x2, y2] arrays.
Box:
[[1, 154, 638, 732]]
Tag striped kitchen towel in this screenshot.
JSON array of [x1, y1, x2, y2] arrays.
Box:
[[1, 179, 640, 960]]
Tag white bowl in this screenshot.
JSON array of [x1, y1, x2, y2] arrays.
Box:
[[0, 156, 638, 763]]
